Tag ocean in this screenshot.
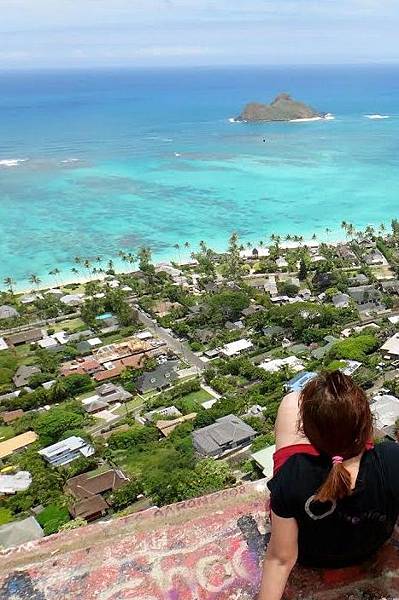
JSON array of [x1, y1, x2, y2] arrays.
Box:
[[1, 65, 399, 287]]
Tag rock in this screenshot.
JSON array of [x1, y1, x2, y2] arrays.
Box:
[[236, 92, 323, 122]]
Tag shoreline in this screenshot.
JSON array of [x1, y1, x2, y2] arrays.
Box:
[[6, 235, 353, 296]]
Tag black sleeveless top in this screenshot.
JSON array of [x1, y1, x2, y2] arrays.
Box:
[[267, 441, 399, 568]]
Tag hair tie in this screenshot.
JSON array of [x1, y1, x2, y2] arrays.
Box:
[[332, 455, 344, 465]]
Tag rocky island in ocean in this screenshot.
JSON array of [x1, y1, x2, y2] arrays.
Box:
[[236, 92, 324, 122]]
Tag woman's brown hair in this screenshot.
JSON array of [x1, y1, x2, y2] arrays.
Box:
[[299, 370, 373, 503]]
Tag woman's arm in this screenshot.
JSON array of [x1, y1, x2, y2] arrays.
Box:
[[258, 512, 298, 600]]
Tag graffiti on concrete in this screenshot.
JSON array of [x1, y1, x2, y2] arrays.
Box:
[[0, 572, 46, 600]]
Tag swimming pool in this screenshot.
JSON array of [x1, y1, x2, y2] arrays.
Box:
[[96, 312, 113, 320]]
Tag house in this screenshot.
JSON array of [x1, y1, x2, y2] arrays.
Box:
[[262, 325, 285, 338], [0, 409, 24, 425], [136, 361, 179, 394], [259, 356, 304, 374], [251, 445, 276, 479], [37, 336, 59, 350], [332, 293, 350, 309], [381, 280, 399, 294], [39, 436, 95, 467], [243, 405, 264, 419], [60, 294, 85, 306], [156, 413, 197, 437], [0, 432, 38, 461], [381, 333, 399, 357], [0, 516, 43, 549], [6, 328, 43, 347], [225, 320, 244, 331], [335, 244, 358, 264], [241, 304, 265, 318], [60, 357, 102, 378], [65, 469, 128, 499], [220, 339, 253, 358], [192, 415, 257, 458], [68, 330, 94, 343], [20, 293, 42, 305], [0, 337, 9, 351], [0, 471, 32, 494], [65, 468, 128, 522], [70, 495, 109, 521], [285, 371, 317, 393], [84, 399, 110, 414], [143, 406, 182, 423], [340, 360, 362, 376], [276, 256, 288, 269], [93, 353, 148, 382], [82, 384, 131, 412], [348, 273, 369, 286], [311, 336, 339, 360], [203, 349, 220, 360], [347, 285, 382, 308], [152, 300, 182, 317], [94, 338, 152, 364], [358, 237, 376, 249], [0, 305, 19, 320], [364, 249, 386, 266], [12, 365, 41, 388], [135, 330, 153, 341], [371, 394, 399, 433], [96, 383, 132, 403]]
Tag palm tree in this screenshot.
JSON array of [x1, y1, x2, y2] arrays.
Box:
[[259, 240, 264, 248], [125, 252, 136, 272], [311, 233, 317, 241], [49, 268, 61, 288], [83, 259, 92, 281], [71, 267, 79, 282], [173, 243, 181, 265], [183, 241, 190, 261], [3, 277, 16, 295], [29, 274, 41, 289]]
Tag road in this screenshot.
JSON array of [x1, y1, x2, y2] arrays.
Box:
[[130, 302, 206, 372], [367, 369, 399, 398]]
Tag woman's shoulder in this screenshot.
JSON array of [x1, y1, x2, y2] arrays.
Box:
[[371, 440, 399, 461]]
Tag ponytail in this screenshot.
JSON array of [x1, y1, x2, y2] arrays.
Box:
[[315, 460, 351, 503], [299, 370, 373, 503]]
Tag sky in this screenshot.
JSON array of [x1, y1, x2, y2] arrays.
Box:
[[1, 0, 399, 69]]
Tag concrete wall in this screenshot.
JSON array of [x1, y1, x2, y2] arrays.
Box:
[[0, 480, 399, 599]]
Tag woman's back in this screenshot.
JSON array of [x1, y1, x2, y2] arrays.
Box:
[[268, 441, 399, 568]]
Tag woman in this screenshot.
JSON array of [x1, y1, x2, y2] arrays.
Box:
[[258, 370, 399, 600]]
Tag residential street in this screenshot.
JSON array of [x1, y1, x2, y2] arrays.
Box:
[[131, 302, 206, 372]]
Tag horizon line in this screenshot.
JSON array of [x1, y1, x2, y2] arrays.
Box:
[[1, 61, 399, 74]]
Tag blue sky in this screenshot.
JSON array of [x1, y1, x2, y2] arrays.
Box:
[[1, 0, 398, 69]]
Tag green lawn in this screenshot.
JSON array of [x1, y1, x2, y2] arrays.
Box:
[[0, 425, 15, 441], [52, 317, 85, 333], [180, 389, 212, 404], [115, 396, 145, 416]]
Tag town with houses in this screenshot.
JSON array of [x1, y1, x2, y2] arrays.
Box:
[[2, 222, 399, 547]]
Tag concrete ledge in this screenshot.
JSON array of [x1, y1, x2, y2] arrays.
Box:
[[1, 480, 399, 599]]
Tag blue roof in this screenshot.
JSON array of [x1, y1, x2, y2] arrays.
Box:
[[286, 371, 317, 392]]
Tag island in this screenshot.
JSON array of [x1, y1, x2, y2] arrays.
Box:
[[236, 92, 324, 122]]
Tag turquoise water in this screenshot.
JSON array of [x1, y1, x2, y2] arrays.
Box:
[[1, 66, 399, 287], [96, 313, 113, 320]]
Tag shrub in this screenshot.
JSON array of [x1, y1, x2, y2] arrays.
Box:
[[37, 504, 70, 535]]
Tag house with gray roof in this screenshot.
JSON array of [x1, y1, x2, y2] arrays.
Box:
[[136, 361, 179, 394], [0, 516, 43, 549], [13, 365, 41, 388], [332, 293, 350, 309], [96, 383, 132, 403], [0, 305, 19, 320], [192, 414, 257, 458]]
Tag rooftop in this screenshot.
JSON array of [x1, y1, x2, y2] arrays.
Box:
[[1, 480, 399, 599]]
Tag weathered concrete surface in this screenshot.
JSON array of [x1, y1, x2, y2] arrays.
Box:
[[1, 480, 399, 599]]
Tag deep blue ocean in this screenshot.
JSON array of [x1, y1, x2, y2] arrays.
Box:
[[1, 65, 399, 287]]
